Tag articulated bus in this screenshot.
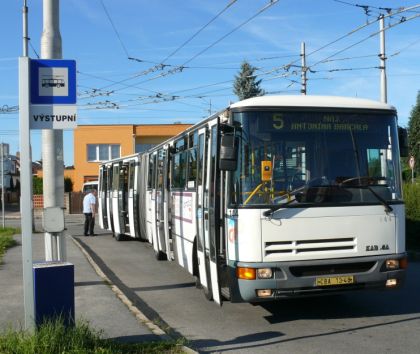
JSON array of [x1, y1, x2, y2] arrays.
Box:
[[98, 95, 408, 304]]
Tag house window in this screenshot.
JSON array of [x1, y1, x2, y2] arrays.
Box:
[[87, 144, 120, 162], [136, 143, 156, 153]]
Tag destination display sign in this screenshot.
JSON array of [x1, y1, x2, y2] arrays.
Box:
[[252, 112, 395, 134]]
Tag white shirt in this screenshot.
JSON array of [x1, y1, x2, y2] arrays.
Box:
[[83, 193, 96, 213]]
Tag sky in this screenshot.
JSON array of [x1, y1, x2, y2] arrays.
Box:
[[0, 0, 419, 166]]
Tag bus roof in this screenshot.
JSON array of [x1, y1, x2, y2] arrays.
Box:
[[230, 95, 396, 112]]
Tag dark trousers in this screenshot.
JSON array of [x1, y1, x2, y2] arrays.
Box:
[[84, 213, 95, 235]]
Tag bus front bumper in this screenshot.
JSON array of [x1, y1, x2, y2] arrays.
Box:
[[227, 254, 407, 303]]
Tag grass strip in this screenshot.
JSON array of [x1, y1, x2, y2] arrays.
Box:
[[0, 318, 187, 354], [0, 227, 19, 264]]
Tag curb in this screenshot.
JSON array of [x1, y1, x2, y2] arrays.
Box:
[[69, 234, 197, 354]]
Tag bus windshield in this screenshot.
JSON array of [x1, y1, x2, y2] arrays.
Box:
[[230, 110, 402, 207]]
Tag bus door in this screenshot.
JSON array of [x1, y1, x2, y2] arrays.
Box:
[[117, 162, 129, 235], [111, 162, 120, 235], [163, 145, 172, 260], [204, 121, 222, 304], [196, 127, 209, 292], [98, 165, 108, 230], [155, 149, 168, 259], [128, 160, 137, 237], [147, 152, 160, 257], [106, 164, 113, 232]]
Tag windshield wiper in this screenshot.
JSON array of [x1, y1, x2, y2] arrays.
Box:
[[347, 184, 393, 213], [263, 187, 304, 217]]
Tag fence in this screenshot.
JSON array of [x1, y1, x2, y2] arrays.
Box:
[[32, 193, 84, 214]]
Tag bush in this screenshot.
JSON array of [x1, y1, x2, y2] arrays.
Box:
[[0, 228, 18, 264], [33, 176, 75, 194], [403, 183, 420, 251], [403, 183, 420, 221]]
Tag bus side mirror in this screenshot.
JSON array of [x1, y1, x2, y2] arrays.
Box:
[[398, 126, 408, 157], [219, 135, 237, 171]]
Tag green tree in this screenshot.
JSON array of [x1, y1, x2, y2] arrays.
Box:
[[233, 60, 264, 101], [408, 90, 420, 174]]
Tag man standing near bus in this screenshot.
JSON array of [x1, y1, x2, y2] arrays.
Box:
[[83, 189, 97, 236]]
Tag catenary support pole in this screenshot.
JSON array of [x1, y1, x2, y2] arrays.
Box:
[[41, 0, 66, 261], [379, 15, 387, 103], [300, 42, 307, 95], [379, 14, 388, 178]]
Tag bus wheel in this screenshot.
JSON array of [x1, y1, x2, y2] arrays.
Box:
[[192, 240, 199, 284], [115, 233, 124, 241], [202, 285, 213, 301], [194, 276, 202, 289], [155, 250, 167, 261]]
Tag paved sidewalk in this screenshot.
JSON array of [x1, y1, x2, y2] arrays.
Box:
[[0, 228, 162, 343]]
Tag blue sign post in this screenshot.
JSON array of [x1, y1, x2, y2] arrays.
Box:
[[29, 59, 77, 129]]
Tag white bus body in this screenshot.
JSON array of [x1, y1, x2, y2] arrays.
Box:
[[98, 95, 407, 304]]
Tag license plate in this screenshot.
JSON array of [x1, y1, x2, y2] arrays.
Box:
[[315, 275, 355, 287]]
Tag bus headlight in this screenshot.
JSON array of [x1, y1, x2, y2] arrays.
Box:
[[385, 258, 407, 270], [385, 259, 399, 270], [257, 268, 273, 279]]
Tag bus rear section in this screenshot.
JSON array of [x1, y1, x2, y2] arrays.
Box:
[[98, 154, 142, 240]]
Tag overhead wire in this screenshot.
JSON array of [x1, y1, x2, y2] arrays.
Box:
[[95, 0, 240, 91], [99, 0, 130, 58], [308, 12, 420, 70], [98, 0, 158, 64], [181, 0, 280, 67], [259, 4, 420, 79], [107, 0, 280, 91], [159, 0, 239, 65], [79, 3, 419, 117], [389, 38, 420, 58]]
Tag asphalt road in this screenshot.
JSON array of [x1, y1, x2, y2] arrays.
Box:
[[61, 218, 420, 354]]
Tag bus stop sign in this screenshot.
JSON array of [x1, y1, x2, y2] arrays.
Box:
[[409, 156, 415, 169], [29, 59, 77, 129]]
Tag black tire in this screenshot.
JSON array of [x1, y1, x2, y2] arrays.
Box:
[[203, 285, 213, 301], [115, 233, 124, 241], [194, 276, 203, 289], [155, 250, 167, 261]]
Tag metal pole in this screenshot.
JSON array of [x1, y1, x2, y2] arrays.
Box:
[[23, 0, 28, 57], [20, 0, 35, 331], [41, 0, 66, 261], [301, 42, 307, 95], [379, 15, 387, 103], [19, 56, 35, 331], [1, 143, 4, 228]]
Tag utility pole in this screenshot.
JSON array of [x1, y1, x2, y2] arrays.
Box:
[[20, 0, 35, 331], [379, 14, 387, 103], [41, 0, 66, 261], [1, 143, 4, 228], [300, 42, 307, 95]]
